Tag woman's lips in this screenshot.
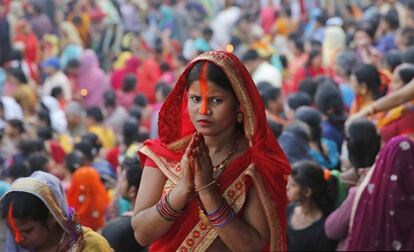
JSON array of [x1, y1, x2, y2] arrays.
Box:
[[197, 119, 212, 126]]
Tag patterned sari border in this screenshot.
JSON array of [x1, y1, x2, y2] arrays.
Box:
[[245, 167, 283, 251], [140, 146, 180, 185], [177, 164, 253, 252]]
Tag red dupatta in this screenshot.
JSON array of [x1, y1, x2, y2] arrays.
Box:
[[139, 51, 290, 251]]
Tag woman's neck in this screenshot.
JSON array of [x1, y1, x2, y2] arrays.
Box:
[[204, 128, 238, 155], [298, 200, 321, 218]]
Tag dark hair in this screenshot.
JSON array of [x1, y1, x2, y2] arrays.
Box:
[[398, 27, 414, 49], [402, 47, 414, 64], [287, 92, 312, 110], [8, 68, 27, 84], [155, 82, 172, 99], [122, 74, 137, 92], [353, 64, 386, 99], [28, 153, 49, 173], [295, 106, 329, 162], [314, 83, 346, 133], [160, 62, 171, 72], [202, 27, 213, 37], [398, 65, 414, 84], [1, 192, 49, 222], [50, 86, 63, 99], [128, 106, 142, 121], [80, 133, 102, 155], [267, 120, 283, 139], [74, 141, 95, 161], [86, 106, 104, 122], [37, 110, 52, 128], [316, 12, 327, 26], [355, 21, 377, 40], [18, 139, 44, 157], [299, 78, 318, 101], [186, 61, 234, 95], [65, 58, 80, 71], [257, 81, 273, 93], [123, 118, 139, 147], [104, 90, 117, 108], [241, 49, 260, 62], [346, 118, 381, 169], [383, 9, 399, 30], [335, 50, 357, 77], [306, 49, 321, 68], [284, 120, 311, 143], [133, 94, 148, 108], [260, 86, 281, 109], [7, 119, 25, 134], [383, 50, 402, 72], [291, 161, 338, 216], [6, 162, 31, 180], [288, 33, 304, 53], [64, 151, 82, 174], [120, 156, 142, 189], [37, 126, 53, 141]]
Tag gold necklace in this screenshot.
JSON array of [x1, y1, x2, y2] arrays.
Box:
[[212, 134, 242, 178]]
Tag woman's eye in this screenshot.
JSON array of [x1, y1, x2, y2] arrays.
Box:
[[210, 98, 223, 104], [190, 96, 201, 103]]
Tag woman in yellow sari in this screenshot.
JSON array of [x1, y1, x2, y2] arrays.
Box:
[[132, 51, 290, 251], [0, 171, 112, 251]]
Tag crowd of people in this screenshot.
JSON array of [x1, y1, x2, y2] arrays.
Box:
[[0, 0, 413, 251]]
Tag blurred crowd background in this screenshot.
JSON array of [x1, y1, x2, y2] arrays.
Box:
[[0, 0, 414, 251]]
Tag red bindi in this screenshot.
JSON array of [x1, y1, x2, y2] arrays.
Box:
[[199, 63, 209, 115], [8, 203, 22, 243]]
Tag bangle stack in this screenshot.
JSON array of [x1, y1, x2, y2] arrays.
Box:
[[205, 200, 235, 229], [156, 192, 185, 221]]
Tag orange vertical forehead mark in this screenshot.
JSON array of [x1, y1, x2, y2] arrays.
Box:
[[8, 203, 22, 243], [199, 63, 209, 115]]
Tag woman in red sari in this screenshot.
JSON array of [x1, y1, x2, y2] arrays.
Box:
[[132, 51, 290, 251]]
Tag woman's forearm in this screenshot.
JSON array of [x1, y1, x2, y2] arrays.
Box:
[[198, 187, 267, 251], [132, 185, 192, 246]]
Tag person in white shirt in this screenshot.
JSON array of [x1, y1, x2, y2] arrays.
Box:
[[241, 49, 282, 88], [41, 57, 72, 101]]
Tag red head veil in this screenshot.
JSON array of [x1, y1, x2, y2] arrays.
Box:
[[140, 51, 290, 251]]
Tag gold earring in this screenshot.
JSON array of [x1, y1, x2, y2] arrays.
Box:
[[237, 112, 243, 123]]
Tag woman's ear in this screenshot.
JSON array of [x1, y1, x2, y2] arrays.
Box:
[[46, 213, 58, 228], [304, 187, 312, 199]]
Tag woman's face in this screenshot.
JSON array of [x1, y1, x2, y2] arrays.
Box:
[[187, 80, 238, 137], [350, 74, 366, 96], [354, 30, 371, 48], [7, 218, 53, 250], [311, 55, 322, 69], [287, 176, 303, 203]]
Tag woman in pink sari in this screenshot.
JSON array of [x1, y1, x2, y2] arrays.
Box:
[[76, 50, 109, 107], [347, 135, 414, 251]]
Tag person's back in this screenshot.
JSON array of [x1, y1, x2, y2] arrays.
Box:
[[102, 214, 145, 252]]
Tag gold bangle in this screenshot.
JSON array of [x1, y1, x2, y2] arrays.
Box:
[[194, 180, 216, 192]]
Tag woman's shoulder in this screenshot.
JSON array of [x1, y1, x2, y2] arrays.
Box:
[[81, 227, 113, 252]]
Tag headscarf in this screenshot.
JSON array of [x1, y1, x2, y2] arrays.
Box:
[[348, 136, 414, 251], [76, 50, 109, 107], [67, 167, 110, 231], [139, 51, 291, 251], [322, 26, 346, 68], [0, 171, 84, 251], [59, 21, 83, 49]]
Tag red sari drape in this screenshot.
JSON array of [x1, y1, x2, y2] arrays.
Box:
[[139, 51, 291, 251]]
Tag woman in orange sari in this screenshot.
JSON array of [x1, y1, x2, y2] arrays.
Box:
[[132, 51, 290, 251]]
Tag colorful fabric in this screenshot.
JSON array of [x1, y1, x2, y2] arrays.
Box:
[[67, 167, 110, 231], [77, 50, 109, 107], [1, 171, 85, 251], [139, 51, 290, 251], [348, 136, 414, 251]]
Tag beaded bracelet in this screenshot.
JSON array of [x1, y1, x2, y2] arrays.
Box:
[[156, 191, 185, 221]]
